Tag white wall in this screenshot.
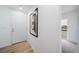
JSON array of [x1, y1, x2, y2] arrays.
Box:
[[0, 6, 27, 48], [26, 5, 61, 53], [0, 6, 12, 48]]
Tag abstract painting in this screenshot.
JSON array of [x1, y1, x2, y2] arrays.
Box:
[[30, 8, 38, 37]]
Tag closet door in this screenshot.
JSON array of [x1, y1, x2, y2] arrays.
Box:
[[0, 7, 11, 48], [12, 11, 26, 43]]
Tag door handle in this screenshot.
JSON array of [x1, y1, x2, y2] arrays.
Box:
[[12, 28, 14, 32]]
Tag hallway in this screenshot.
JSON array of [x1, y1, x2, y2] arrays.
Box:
[[1, 5, 79, 53]]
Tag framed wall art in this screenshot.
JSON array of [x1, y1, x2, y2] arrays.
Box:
[[29, 8, 38, 37]]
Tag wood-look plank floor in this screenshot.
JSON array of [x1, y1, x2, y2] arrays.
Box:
[[0, 41, 33, 53]]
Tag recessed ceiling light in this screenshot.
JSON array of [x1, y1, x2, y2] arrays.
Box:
[[19, 7, 23, 10]]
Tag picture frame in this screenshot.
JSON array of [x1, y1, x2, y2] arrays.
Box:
[[30, 8, 38, 37]]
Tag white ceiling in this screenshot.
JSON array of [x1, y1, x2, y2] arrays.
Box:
[[0, 5, 37, 14], [61, 5, 78, 14], [1, 5, 78, 15]]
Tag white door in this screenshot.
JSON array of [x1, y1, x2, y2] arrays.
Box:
[[0, 7, 11, 48], [12, 11, 26, 43]]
